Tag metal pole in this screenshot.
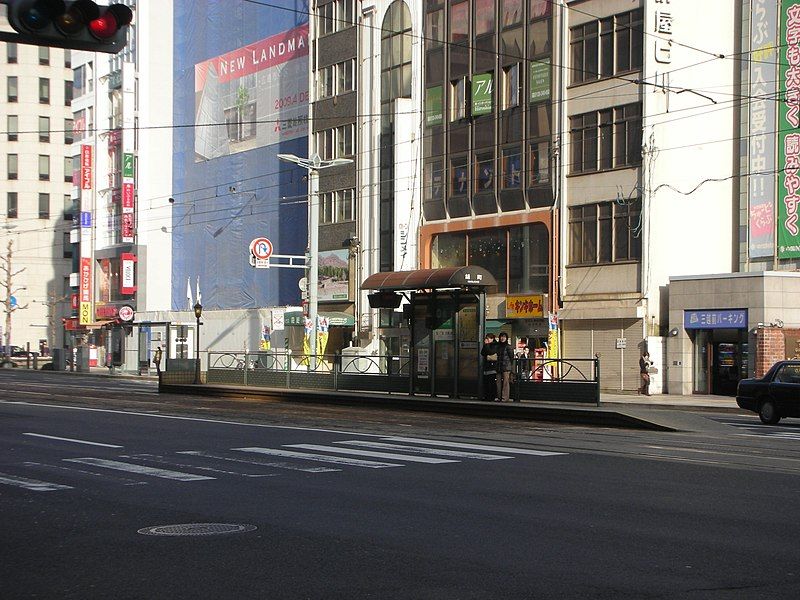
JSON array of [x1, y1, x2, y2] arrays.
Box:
[[309, 168, 319, 371], [195, 316, 201, 384]]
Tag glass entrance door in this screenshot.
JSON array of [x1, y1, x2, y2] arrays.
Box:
[[693, 330, 710, 394]]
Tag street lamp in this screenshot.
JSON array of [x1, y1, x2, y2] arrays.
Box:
[[194, 301, 202, 384], [277, 153, 353, 367]]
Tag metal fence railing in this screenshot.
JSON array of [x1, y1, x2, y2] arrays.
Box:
[[197, 351, 599, 404]]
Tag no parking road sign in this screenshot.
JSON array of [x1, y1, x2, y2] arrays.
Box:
[[249, 237, 273, 268]]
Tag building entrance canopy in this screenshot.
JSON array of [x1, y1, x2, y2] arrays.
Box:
[[361, 267, 497, 291]]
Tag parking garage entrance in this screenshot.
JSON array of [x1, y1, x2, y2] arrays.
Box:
[[361, 267, 497, 399]]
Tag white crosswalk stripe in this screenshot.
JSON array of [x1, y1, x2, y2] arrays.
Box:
[[233, 447, 402, 468], [0, 472, 73, 492], [64, 458, 214, 481], [177, 450, 341, 473], [333, 440, 514, 460], [286, 444, 458, 464], [382, 437, 566, 456]]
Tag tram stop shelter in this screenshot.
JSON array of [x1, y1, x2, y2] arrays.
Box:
[[361, 266, 497, 399]]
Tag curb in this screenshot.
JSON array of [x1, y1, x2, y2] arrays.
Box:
[[159, 382, 679, 432]]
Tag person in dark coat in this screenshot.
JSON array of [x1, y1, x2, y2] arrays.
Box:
[[639, 351, 651, 396], [480, 334, 498, 401], [495, 332, 515, 402]]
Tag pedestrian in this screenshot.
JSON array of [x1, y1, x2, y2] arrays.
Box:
[[639, 351, 651, 396], [153, 345, 163, 375], [480, 334, 498, 401], [518, 345, 532, 381], [495, 332, 515, 402]]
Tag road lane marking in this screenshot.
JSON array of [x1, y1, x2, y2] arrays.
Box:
[[333, 440, 514, 460], [22, 461, 146, 486], [234, 447, 401, 468], [178, 450, 340, 473], [0, 472, 72, 492], [23, 433, 122, 448], [285, 444, 458, 464], [383, 437, 567, 456], [64, 458, 214, 481], [120, 454, 277, 478]]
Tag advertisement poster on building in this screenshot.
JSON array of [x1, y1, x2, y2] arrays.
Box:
[[317, 249, 349, 302], [778, 0, 800, 258], [194, 24, 309, 161]]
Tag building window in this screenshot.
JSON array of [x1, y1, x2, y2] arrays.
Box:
[[8, 76, 18, 102], [570, 103, 641, 174], [7, 43, 17, 64], [7, 154, 18, 180], [336, 124, 354, 157], [569, 201, 641, 265], [65, 118, 74, 144], [502, 63, 520, 109], [529, 140, 550, 184], [64, 194, 74, 220], [39, 46, 50, 65], [39, 116, 50, 143], [7, 116, 18, 142], [450, 78, 466, 120], [338, 59, 354, 94], [381, 2, 413, 101], [338, 0, 354, 27], [450, 1, 468, 43], [39, 78, 50, 103], [502, 0, 522, 28], [502, 146, 522, 188], [64, 80, 73, 106], [336, 188, 354, 222], [64, 156, 73, 182], [451, 155, 469, 196], [318, 1, 335, 35], [7, 193, 18, 219], [469, 229, 508, 292], [316, 128, 335, 160], [38, 193, 50, 220], [39, 155, 50, 181], [63, 232, 73, 259], [616, 9, 644, 73], [318, 64, 334, 98], [475, 153, 495, 192], [320, 188, 355, 224], [475, 0, 495, 36], [64, 49, 71, 68], [425, 9, 444, 49], [571, 9, 643, 84]]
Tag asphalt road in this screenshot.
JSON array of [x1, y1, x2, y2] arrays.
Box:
[[2, 371, 800, 599]]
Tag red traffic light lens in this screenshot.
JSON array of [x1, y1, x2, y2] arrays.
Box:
[[88, 13, 118, 38]]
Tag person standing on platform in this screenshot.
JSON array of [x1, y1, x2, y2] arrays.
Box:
[[495, 332, 515, 402], [480, 334, 498, 401]]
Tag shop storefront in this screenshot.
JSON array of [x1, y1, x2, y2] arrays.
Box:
[[683, 309, 748, 395]]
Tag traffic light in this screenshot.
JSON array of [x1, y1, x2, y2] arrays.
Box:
[[6, 1, 133, 54]]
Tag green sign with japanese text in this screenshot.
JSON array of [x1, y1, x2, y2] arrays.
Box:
[[425, 86, 443, 127], [530, 60, 550, 102], [779, 0, 800, 258], [123, 153, 134, 178], [471, 73, 493, 116]]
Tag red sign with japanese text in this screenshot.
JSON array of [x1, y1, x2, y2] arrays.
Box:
[[80, 257, 91, 303], [80, 145, 93, 190], [122, 183, 134, 213], [121, 213, 134, 243]]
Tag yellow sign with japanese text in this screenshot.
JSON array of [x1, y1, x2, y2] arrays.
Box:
[[505, 295, 544, 319]]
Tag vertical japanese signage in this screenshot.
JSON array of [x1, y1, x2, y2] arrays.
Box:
[[653, 0, 674, 64], [749, 0, 778, 258], [471, 73, 493, 116], [79, 257, 92, 325], [80, 145, 93, 190], [779, 1, 800, 258], [121, 63, 136, 244]]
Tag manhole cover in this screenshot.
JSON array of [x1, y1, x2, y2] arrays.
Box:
[[137, 523, 256, 537]]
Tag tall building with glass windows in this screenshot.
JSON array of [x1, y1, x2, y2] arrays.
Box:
[[421, 1, 740, 392], [0, 6, 74, 356]]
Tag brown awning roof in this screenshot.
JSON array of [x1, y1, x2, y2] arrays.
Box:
[[361, 267, 497, 291]]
